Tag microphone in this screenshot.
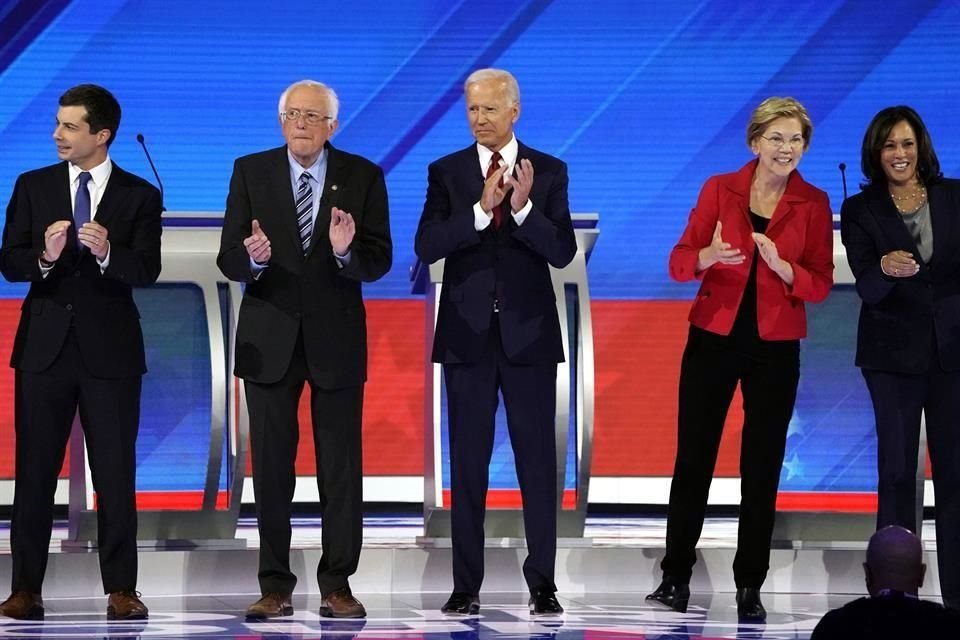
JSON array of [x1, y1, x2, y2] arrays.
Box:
[[838, 162, 848, 201], [136, 133, 165, 210]]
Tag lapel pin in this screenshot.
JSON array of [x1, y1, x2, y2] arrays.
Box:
[[331, 184, 338, 191]]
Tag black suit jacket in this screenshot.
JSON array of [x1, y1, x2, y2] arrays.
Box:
[[840, 178, 960, 373], [0, 161, 162, 378], [217, 144, 392, 387], [415, 142, 576, 364]]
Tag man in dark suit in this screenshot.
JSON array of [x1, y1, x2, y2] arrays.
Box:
[[218, 80, 391, 620], [415, 68, 577, 616], [811, 526, 960, 638], [0, 84, 160, 620]]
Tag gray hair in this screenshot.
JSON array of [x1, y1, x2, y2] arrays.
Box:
[[464, 68, 520, 105], [278, 80, 340, 120]]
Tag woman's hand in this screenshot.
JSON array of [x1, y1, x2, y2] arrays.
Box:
[[697, 221, 745, 271], [880, 250, 919, 278]]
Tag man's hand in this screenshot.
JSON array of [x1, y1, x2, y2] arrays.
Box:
[[479, 163, 509, 216], [78, 221, 110, 260], [329, 207, 356, 256], [43, 220, 72, 261], [244, 219, 271, 264], [506, 158, 534, 212]]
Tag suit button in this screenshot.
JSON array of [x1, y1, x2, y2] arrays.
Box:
[[66, 304, 73, 311], [74, 271, 81, 277]]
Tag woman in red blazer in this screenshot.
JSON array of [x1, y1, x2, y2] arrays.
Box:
[[647, 97, 834, 621]]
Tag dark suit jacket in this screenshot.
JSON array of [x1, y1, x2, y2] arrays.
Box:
[[669, 159, 834, 340], [0, 161, 162, 378], [841, 178, 960, 374], [415, 141, 576, 364], [217, 143, 392, 387]]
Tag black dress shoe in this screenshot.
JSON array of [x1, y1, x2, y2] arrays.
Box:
[[529, 590, 564, 616], [441, 592, 479, 615], [646, 578, 690, 613], [736, 587, 766, 622]]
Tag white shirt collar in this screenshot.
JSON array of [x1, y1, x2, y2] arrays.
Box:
[[287, 148, 326, 184], [69, 155, 112, 187], [477, 135, 519, 173]]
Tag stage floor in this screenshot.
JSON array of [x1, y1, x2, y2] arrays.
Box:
[[0, 515, 947, 639], [0, 591, 867, 639]]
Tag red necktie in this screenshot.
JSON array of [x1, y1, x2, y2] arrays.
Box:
[[486, 151, 504, 229]]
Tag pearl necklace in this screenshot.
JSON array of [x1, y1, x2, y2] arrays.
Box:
[[890, 184, 927, 214]]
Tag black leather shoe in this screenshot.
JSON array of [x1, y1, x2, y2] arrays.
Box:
[[646, 578, 690, 613], [529, 590, 564, 616], [736, 587, 766, 622], [440, 592, 479, 615]]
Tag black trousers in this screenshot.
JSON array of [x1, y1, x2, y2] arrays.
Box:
[[661, 331, 799, 588], [862, 365, 960, 604], [12, 329, 141, 594], [244, 334, 364, 597], [443, 320, 559, 595]]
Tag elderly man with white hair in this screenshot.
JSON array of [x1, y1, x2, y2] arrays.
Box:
[[218, 79, 392, 620]]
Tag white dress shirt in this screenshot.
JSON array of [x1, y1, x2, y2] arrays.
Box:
[[472, 135, 533, 230], [41, 157, 113, 276]]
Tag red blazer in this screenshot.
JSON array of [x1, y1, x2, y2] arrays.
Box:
[[668, 159, 834, 340]]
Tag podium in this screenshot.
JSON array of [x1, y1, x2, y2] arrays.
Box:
[[412, 214, 599, 539]]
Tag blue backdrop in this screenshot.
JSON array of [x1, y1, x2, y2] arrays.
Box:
[[1, 0, 957, 497]]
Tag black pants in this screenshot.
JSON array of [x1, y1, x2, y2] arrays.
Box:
[[245, 334, 364, 597], [12, 330, 141, 594], [862, 366, 960, 605], [443, 320, 559, 595], [661, 331, 799, 588]]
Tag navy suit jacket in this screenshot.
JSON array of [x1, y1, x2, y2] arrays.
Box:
[[217, 144, 392, 387], [841, 178, 960, 373], [415, 142, 576, 364], [0, 161, 162, 378]]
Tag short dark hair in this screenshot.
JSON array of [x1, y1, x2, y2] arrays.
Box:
[[58, 84, 121, 147], [860, 105, 941, 188]]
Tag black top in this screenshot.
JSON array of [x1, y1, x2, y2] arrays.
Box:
[[691, 211, 799, 362], [811, 593, 960, 639]]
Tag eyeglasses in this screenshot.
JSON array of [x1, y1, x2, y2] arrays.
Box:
[[760, 134, 805, 149], [280, 109, 333, 126]]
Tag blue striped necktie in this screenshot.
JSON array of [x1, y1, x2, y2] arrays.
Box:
[[296, 172, 314, 254]]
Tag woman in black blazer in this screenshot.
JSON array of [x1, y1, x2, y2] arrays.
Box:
[[841, 106, 960, 611]]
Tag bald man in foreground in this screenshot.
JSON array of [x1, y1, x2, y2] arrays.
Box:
[[811, 526, 960, 638]]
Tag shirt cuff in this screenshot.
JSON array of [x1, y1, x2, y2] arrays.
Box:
[[334, 249, 352, 268], [96, 243, 111, 273], [473, 202, 492, 231], [250, 257, 267, 279], [511, 199, 533, 225], [39, 260, 54, 278]]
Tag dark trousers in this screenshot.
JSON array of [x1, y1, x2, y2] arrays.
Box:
[[661, 333, 799, 588], [11, 330, 141, 594], [244, 335, 364, 597], [862, 366, 960, 603], [443, 320, 559, 595]]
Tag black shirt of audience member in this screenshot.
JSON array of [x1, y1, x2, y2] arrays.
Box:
[[811, 591, 960, 639]]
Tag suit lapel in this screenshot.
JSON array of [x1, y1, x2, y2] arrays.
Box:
[[929, 181, 952, 266], [865, 185, 921, 262], [308, 144, 343, 259], [92, 162, 129, 229], [267, 148, 303, 257]]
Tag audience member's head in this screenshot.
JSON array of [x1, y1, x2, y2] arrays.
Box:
[[864, 525, 925, 597]]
